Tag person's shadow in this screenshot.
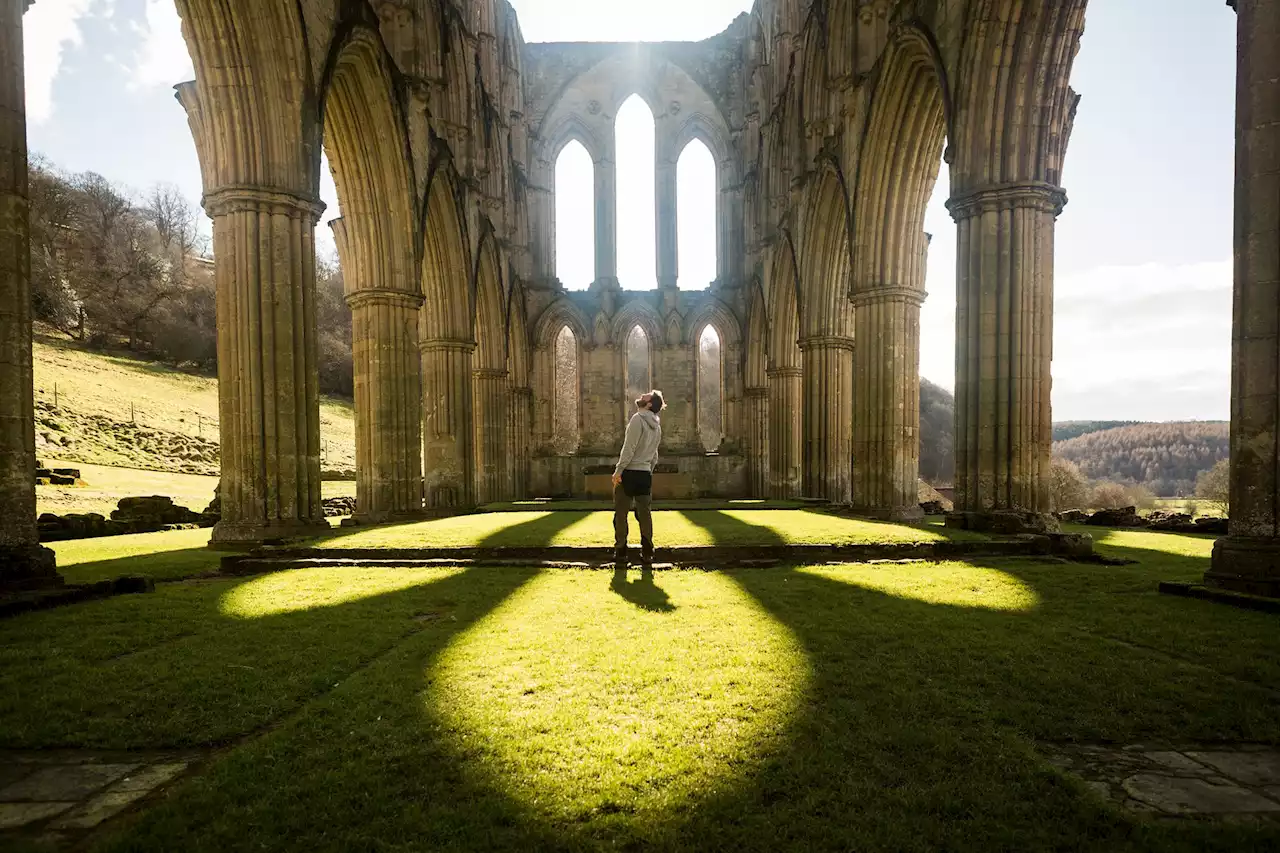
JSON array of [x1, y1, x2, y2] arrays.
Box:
[[610, 565, 675, 612]]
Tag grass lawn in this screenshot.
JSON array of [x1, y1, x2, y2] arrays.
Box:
[[36, 461, 356, 518], [1, 527, 1278, 850], [313, 509, 980, 549]]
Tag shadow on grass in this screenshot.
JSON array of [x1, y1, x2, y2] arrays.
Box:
[[610, 565, 675, 612], [56, 547, 229, 585], [0, 566, 538, 753], [676, 509, 786, 546], [17, 528, 1280, 852], [478, 510, 587, 548], [795, 506, 987, 542]]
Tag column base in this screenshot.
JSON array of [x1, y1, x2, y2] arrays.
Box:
[[1206, 537, 1280, 598], [945, 511, 1061, 535], [0, 544, 61, 591], [346, 510, 429, 528], [858, 505, 926, 523], [210, 520, 332, 551]]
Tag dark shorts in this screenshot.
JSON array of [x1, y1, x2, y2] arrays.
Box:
[[619, 470, 653, 498]]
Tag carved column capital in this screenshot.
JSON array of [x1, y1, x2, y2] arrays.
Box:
[[745, 386, 770, 399], [798, 335, 855, 354], [203, 185, 327, 223], [473, 367, 509, 380], [850, 286, 927, 308], [420, 338, 477, 355], [946, 182, 1067, 221], [767, 366, 803, 379], [345, 289, 424, 312]]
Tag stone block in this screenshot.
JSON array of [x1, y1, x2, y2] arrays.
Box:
[[0, 801, 75, 829], [0, 764, 136, 802], [1121, 773, 1280, 814]]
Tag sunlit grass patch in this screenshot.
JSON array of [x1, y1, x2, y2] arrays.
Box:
[[220, 566, 465, 618], [800, 562, 1040, 611], [315, 509, 970, 549], [1072, 526, 1216, 559], [426, 570, 810, 828]]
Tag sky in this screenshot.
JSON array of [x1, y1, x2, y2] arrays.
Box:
[[22, 0, 1237, 422]]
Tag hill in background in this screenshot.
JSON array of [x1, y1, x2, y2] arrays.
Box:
[[916, 382, 1227, 497], [32, 334, 356, 476], [1053, 421, 1228, 497]]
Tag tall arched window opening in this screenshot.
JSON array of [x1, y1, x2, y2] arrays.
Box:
[[625, 325, 651, 404], [555, 140, 595, 290], [677, 140, 716, 290], [615, 95, 657, 290], [919, 157, 955, 486], [697, 325, 723, 452], [552, 325, 580, 455]]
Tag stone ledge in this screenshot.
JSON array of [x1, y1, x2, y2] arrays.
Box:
[[1158, 580, 1280, 614], [220, 534, 1096, 576], [0, 576, 153, 621]]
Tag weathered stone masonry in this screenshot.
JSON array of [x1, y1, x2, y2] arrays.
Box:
[[0, 0, 1261, 593]]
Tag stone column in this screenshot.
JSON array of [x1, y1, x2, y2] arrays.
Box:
[[473, 367, 509, 505], [800, 337, 854, 504], [1209, 0, 1280, 596], [946, 183, 1063, 531], [0, 0, 57, 587], [347, 289, 425, 524], [852, 288, 924, 521], [745, 386, 770, 498], [656, 158, 678, 290], [421, 339, 475, 510], [767, 366, 803, 498], [204, 187, 329, 545], [510, 385, 532, 499], [594, 153, 617, 286]]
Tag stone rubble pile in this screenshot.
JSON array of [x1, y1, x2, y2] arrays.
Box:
[[37, 496, 218, 543], [1056, 506, 1228, 535]]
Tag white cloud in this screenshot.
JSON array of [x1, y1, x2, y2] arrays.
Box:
[[921, 254, 1232, 421], [22, 0, 98, 124], [128, 0, 192, 90]]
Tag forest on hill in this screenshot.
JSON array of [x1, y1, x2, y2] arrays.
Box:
[[1052, 421, 1228, 497], [25, 156, 354, 398], [917, 383, 1228, 496]]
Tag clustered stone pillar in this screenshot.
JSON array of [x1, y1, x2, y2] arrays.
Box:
[[1208, 0, 1280, 596], [205, 187, 329, 545], [745, 386, 770, 498], [347, 289, 425, 523], [0, 0, 58, 587], [947, 184, 1062, 529], [767, 367, 803, 498], [852, 288, 924, 520], [421, 339, 474, 510], [473, 367, 509, 505], [800, 337, 854, 503], [510, 385, 532, 498]]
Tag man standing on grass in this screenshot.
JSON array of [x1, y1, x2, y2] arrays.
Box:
[[612, 390, 664, 566]]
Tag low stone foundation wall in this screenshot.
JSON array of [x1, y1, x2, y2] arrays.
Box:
[[532, 453, 747, 499]]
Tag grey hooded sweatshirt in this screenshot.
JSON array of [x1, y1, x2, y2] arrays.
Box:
[[614, 409, 662, 477]]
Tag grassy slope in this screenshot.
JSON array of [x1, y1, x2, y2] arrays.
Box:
[[0, 527, 1276, 850], [31, 337, 356, 475]]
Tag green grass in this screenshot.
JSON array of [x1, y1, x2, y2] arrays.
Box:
[[314, 509, 978, 550], [31, 336, 355, 474], [36, 460, 356, 519], [49, 527, 229, 584], [0, 526, 1277, 849]]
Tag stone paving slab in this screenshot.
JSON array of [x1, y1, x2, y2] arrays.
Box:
[[1045, 744, 1280, 819], [0, 750, 203, 847]]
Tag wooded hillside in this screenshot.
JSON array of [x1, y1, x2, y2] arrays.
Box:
[[1052, 422, 1228, 497], [915, 382, 1227, 497]]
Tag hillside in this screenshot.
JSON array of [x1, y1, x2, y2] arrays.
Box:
[[1052, 421, 1143, 442], [919, 379, 954, 485], [1053, 421, 1229, 497], [32, 335, 356, 476]]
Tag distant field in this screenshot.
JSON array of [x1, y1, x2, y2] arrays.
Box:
[[31, 336, 355, 475], [36, 459, 355, 518]]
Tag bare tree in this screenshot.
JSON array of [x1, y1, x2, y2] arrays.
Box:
[[1050, 457, 1090, 511], [1195, 458, 1230, 514]]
